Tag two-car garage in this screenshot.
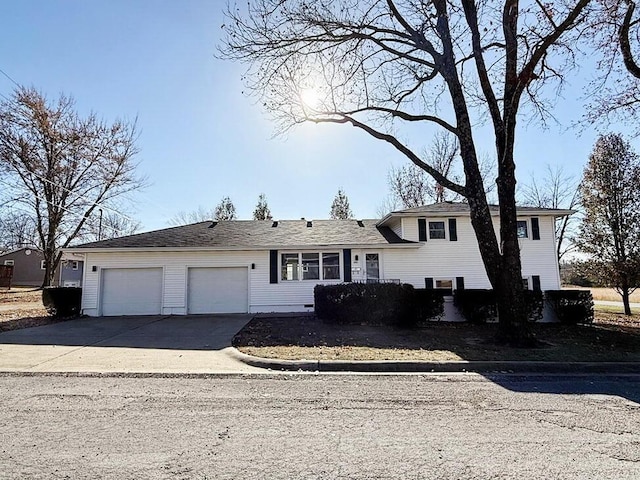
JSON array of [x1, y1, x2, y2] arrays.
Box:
[[99, 267, 248, 316]]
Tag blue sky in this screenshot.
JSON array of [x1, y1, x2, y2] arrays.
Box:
[[0, 1, 634, 231]]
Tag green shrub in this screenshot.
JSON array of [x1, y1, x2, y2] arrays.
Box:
[[413, 288, 445, 322], [315, 282, 423, 327], [545, 290, 594, 324], [453, 289, 497, 323], [523, 290, 544, 322], [453, 289, 544, 323], [42, 287, 82, 317]]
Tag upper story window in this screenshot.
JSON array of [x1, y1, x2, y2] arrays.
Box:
[[3, 260, 14, 266], [517, 220, 528, 238], [429, 221, 446, 239], [281, 252, 340, 281], [40, 260, 46, 270]]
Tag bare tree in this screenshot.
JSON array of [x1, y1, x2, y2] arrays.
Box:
[[387, 140, 496, 209], [579, 133, 640, 315], [214, 196, 237, 221], [0, 87, 144, 286], [520, 165, 581, 262], [253, 193, 273, 220], [584, 0, 640, 131], [375, 194, 401, 218], [330, 189, 354, 219], [168, 206, 217, 226], [220, 0, 593, 344], [0, 211, 38, 250], [80, 208, 142, 242]]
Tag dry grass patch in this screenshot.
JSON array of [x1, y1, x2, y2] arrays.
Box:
[[0, 288, 42, 304], [564, 286, 640, 303], [0, 289, 59, 332], [234, 313, 640, 362]]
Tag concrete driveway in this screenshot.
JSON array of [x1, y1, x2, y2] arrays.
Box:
[[0, 315, 264, 374]]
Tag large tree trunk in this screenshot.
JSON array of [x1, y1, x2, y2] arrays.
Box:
[[621, 285, 632, 316], [495, 261, 533, 345]]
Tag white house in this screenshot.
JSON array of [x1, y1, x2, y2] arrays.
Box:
[[66, 202, 572, 317]]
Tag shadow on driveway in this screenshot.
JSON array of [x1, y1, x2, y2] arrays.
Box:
[[0, 314, 254, 351]]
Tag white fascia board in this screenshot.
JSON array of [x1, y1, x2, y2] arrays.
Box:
[[66, 243, 421, 254]]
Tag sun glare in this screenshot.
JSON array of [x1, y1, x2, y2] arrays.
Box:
[[300, 88, 320, 110]]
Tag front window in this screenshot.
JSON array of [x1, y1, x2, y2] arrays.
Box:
[[322, 253, 340, 280], [40, 260, 46, 270], [522, 278, 529, 290], [3, 260, 14, 266], [429, 221, 446, 239], [71, 261, 79, 270], [282, 252, 341, 281], [435, 279, 453, 289], [281, 253, 299, 281], [517, 220, 528, 238], [302, 253, 319, 280]]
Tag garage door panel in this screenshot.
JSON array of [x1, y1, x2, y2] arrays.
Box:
[[101, 268, 163, 316], [188, 267, 247, 314]]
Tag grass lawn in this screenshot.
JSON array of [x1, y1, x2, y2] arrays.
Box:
[[234, 309, 640, 362]]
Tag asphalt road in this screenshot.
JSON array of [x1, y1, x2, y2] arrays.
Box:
[[0, 373, 639, 479]]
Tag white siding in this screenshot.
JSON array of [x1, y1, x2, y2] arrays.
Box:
[[383, 215, 561, 291], [81, 249, 344, 316], [402, 218, 419, 242], [519, 216, 561, 291], [384, 216, 491, 288], [388, 218, 402, 238]]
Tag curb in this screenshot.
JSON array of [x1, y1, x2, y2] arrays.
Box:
[[228, 348, 640, 374]]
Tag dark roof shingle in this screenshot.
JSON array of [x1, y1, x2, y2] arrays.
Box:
[[71, 219, 412, 249]]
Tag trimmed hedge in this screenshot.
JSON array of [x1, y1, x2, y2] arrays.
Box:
[[545, 290, 594, 324], [314, 283, 444, 327], [414, 288, 446, 323], [453, 289, 497, 323], [42, 287, 82, 317], [453, 289, 544, 323]]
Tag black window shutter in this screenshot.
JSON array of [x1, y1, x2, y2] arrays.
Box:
[[531, 217, 540, 240], [449, 218, 458, 241], [269, 250, 278, 284], [343, 249, 352, 282], [425, 277, 434, 289], [456, 276, 465, 290], [418, 219, 427, 241], [532, 275, 541, 291]]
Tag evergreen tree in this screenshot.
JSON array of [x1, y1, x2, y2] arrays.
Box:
[[252, 193, 272, 220], [214, 196, 237, 221], [330, 189, 353, 219]]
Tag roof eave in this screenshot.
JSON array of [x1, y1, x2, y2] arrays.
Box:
[[64, 242, 420, 254], [377, 208, 576, 221]]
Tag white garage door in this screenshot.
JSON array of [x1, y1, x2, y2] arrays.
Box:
[[188, 267, 248, 314], [101, 268, 163, 316]]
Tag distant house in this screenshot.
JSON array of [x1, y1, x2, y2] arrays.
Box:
[[0, 247, 84, 287], [66, 202, 572, 317]]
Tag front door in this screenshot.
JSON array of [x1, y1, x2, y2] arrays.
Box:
[[365, 253, 379, 282]]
